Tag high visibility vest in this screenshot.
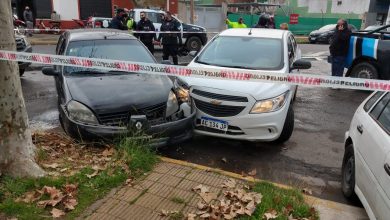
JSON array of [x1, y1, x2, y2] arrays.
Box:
[[127, 19, 134, 30]]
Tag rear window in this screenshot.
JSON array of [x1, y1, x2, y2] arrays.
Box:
[[364, 91, 384, 112], [378, 102, 390, 134]]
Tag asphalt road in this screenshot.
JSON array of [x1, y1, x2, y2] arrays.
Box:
[[23, 44, 369, 206]]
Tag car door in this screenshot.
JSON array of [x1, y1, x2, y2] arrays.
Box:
[[374, 99, 390, 219], [356, 92, 390, 216], [287, 34, 298, 96]]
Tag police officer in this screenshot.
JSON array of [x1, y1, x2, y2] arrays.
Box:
[[109, 8, 128, 30], [136, 11, 157, 54], [157, 12, 182, 65]]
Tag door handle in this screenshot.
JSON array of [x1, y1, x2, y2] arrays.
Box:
[[385, 164, 390, 176], [357, 124, 363, 134]]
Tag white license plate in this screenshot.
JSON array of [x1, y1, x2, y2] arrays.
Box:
[[200, 117, 228, 132], [310, 37, 316, 40]]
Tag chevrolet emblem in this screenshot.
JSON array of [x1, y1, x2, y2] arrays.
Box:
[[210, 100, 222, 105]]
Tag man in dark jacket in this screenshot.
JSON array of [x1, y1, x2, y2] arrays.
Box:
[[109, 8, 128, 30], [136, 11, 157, 54], [23, 6, 34, 36], [329, 19, 351, 77], [157, 12, 182, 65]]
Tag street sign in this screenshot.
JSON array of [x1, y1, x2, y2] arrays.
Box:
[[290, 13, 299, 24]]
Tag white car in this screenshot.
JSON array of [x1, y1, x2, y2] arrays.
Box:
[[185, 28, 311, 143], [342, 91, 390, 219]]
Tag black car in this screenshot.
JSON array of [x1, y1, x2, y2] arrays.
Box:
[[42, 29, 195, 146], [15, 34, 32, 76], [309, 24, 357, 44]]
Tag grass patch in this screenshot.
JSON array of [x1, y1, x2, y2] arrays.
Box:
[[295, 37, 310, 44], [170, 197, 186, 204], [0, 133, 158, 220], [238, 182, 318, 220], [169, 211, 184, 220]]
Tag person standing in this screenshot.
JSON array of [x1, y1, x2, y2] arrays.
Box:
[[23, 6, 33, 36], [279, 23, 289, 30], [157, 12, 182, 65], [253, 14, 270, 28], [329, 19, 351, 77], [225, 17, 247, 28], [124, 8, 136, 32], [108, 8, 128, 30], [136, 12, 157, 54]]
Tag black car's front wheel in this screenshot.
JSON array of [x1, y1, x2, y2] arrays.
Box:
[[350, 62, 378, 79], [186, 36, 202, 52], [341, 144, 359, 202]]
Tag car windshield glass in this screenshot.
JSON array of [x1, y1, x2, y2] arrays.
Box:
[[365, 26, 381, 31], [319, 24, 336, 31], [196, 36, 283, 70], [64, 39, 155, 74]]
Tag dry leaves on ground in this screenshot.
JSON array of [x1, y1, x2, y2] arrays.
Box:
[[32, 132, 117, 177], [16, 184, 79, 218], [189, 179, 263, 219], [264, 209, 278, 220], [302, 188, 313, 195]]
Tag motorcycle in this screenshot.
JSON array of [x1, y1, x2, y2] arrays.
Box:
[[13, 14, 26, 35]]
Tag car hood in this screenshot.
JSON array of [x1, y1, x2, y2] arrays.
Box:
[[185, 62, 290, 100], [65, 74, 172, 114], [310, 29, 333, 35], [183, 23, 206, 32]]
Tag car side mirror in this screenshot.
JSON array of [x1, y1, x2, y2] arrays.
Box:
[[188, 51, 198, 57], [291, 59, 311, 70], [161, 60, 173, 65], [42, 67, 59, 76]]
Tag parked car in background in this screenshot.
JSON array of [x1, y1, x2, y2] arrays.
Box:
[[364, 25, 390, 32], [342, 91, 390, 220], [42, 29, 195, 146], [15, 34, 32, 76], [344, 24, 390, 80], [309, 24, 357, 44], [186, 28, 311, 143]]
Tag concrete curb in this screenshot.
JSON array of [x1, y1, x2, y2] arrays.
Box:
[[159, 156, 368, 220]]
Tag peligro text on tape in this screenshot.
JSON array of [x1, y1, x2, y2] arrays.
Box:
[[14, 29, 220, 34], [0, 50, 389, 92]]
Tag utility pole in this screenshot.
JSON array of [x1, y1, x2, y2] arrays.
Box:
[[0, 0, 44, 177], [386, 5, 390, 25], [190, 0, 195, 24]]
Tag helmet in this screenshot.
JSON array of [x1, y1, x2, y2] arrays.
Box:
[[257, 13, 270, 27]]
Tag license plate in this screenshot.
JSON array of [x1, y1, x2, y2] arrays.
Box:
[[200, 117, 228, 132], [310, 37, 316, 40]]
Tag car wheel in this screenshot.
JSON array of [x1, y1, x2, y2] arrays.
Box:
[[19, 68, 25, 76], [341, 144, 359, 201], [273, 106, 294, 144], [293, 86, 298, 102], [186, 36, 202, 52], [351, 62, 378, 79]]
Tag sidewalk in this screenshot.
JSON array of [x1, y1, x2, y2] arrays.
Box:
[[81, 157, 368, 220], [27, 34, 59, 45]]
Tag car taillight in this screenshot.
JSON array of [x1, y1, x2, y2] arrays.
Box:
[[95, 21, 102, 28]]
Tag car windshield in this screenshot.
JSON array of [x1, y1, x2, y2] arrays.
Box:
[[196, 36, 283, 70], [365, 25, 382, 31], [319, 24, 336, 31], [64, 39, 155, 74]]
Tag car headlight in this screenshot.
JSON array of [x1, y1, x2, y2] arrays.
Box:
[[67, 100, 98, 125], [166, 91, 179, 117], [250, 92, 289, 114]]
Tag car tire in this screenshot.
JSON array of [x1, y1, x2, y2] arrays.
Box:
[[341, 144, 359, 202], [273, 106, 294, 144], [19, 68, 25, 76], [186, 36, 202, 52], [293, 86, 298, 102], [350, 62, 378, 79]]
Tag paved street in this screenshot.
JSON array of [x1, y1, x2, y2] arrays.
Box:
[[23, 44, 369, 206]]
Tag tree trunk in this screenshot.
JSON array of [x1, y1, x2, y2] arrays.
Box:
[[0, 0, 44, 177]]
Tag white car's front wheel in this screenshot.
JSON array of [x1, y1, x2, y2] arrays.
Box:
[[273, 106, 294, 143], [341, 144, 359, 201]]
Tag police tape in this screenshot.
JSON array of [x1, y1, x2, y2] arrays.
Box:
[[0, 50, 390, 92], [14, 28, 220, 34]]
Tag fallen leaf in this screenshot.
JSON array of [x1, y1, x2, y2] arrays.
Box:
[[222, 178, 236, 188], [193, 184, 209, 193], [64, 184, 78, 196], [284, 204, 294, 215], [42, 163, 60, 169], [160, 209, 169, 216], [102, 148, 115, 157], [16, 190, 43, 203], [302, 188, 312, 195], [64, 198, 78, 210], [187, 213, 196, 220], [241, 194, 254, 203], [199, 213, 210, 219], [51, 208, 65, 218], [60, 168, 69, 172], [196, 209, 208, 215], [199, 192, 217, 204], [288, 214, 299, 220], [264, 209, 278, 220], [244, 200, 256, 216], [197, 201, 208, 210], [125, 178, 132, 186], [221, 157, 227, 163], [92, 165, 105, 171], [86, 170, 99, 179], [248, 168, 257, 176]]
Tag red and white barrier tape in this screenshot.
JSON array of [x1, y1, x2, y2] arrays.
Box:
[[14, 28, 220, 34], [0, 50, 389, 92]]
